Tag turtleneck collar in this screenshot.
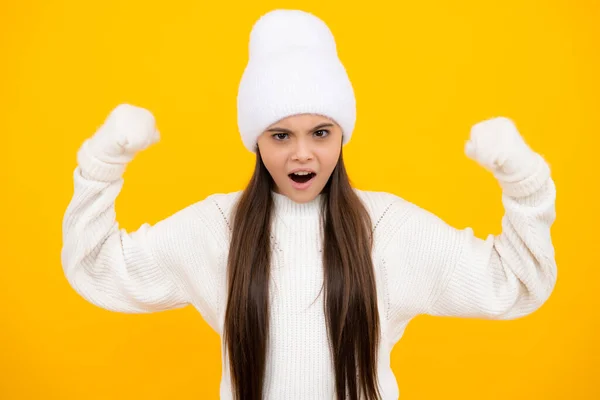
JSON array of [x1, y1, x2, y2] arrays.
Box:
[[271, 191, 325, 218]]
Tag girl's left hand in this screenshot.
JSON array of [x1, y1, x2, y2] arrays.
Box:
[[465, 116, 538, 178]]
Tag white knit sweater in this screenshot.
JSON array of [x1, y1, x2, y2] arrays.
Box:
[[61, 139, 557, 399]]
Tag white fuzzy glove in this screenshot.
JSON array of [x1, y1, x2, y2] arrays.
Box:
[[86, 103, 160, 165], [465, 117, 539, 181]]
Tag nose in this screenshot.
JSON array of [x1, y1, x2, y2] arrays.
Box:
[[291, 139, 314, 161]]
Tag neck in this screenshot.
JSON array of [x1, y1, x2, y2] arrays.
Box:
[[271, 191, 324, 218]]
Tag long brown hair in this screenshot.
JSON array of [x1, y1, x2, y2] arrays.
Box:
[[224, 146, 381, 400]]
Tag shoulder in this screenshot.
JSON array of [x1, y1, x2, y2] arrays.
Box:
[[352, 188, 416, 226], [184, 190, 243, 238], [167, 190, 242, 221], [148, 190, 242, 250], [352, 188, 455, 249], [194, 190, 243, 224]]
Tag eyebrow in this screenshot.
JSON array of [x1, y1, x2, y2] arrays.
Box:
[[266, 122, 335, 133]]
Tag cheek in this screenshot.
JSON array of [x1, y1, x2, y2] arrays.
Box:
[[261, 153, 286, 177], [319, 147, 341, 172]]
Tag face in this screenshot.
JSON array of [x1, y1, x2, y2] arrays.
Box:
[[256, 113, 343, 203]]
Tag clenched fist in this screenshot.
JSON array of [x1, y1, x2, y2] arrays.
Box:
[[465, 117, 538, 179], [87, 103, 160, 164]]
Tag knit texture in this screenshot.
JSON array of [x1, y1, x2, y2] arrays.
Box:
[[61, 142, 557, 399]]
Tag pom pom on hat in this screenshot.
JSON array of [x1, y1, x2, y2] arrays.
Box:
[[237, 9, 356, 153]]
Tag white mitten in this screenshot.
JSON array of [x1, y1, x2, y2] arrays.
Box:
[[465, 116, 538, 180], [87, 103, 160, 164]]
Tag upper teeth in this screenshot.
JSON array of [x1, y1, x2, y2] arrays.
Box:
[[293, 171, 312, 175]]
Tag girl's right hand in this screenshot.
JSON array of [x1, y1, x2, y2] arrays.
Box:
[[87, 103, 160, 164]]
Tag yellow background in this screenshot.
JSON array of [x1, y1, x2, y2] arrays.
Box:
[[1, 0, 598, 398]]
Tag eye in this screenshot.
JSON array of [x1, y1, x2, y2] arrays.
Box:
[[314, 129, 330, 138], [272, 133, 288, 140]]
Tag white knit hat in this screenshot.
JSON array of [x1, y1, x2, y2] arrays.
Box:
[[237, 9, 356, 153]]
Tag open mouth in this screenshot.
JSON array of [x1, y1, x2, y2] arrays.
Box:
[[288, 172, 316, 184]]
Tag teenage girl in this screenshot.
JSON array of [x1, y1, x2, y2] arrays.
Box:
[[61, 9, 557, 400]]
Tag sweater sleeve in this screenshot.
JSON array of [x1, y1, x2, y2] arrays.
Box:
[[384, 153, 557, 322], [60, 139, 189, 313], [430, 153, 557, 319]]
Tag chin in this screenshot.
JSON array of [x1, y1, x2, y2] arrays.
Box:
[[277, 179, 324, 203]]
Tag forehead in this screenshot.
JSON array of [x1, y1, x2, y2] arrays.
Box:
[[266, 113, 337, 130]]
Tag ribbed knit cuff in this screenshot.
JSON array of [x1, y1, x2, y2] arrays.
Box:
[[76, 139, 128, 182], [495, 153, 551, 198]]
